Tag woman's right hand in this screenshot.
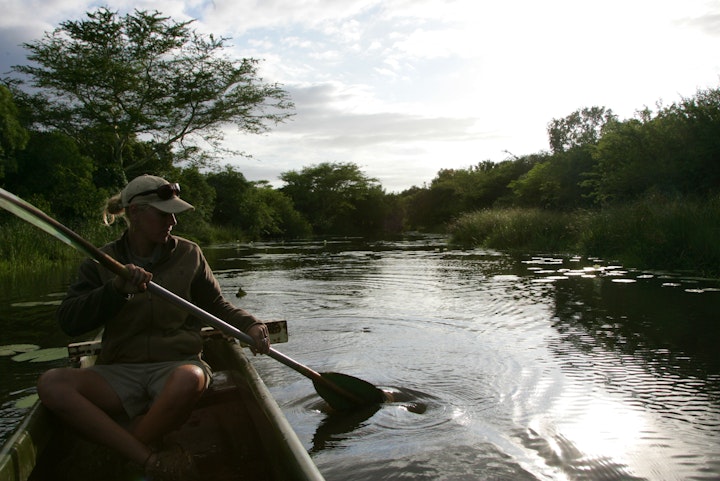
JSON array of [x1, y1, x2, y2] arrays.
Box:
[[113, 264, 152, 295]]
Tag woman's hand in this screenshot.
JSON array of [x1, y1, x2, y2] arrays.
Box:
[[247, 323, 271, 355], [113, 264, 152, 296]]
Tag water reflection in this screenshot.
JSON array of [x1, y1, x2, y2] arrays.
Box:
[[310, 404, 380, 452], [511, 256, 720, 480]]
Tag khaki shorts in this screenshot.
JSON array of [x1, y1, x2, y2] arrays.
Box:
[[88, 359, 212, 419]]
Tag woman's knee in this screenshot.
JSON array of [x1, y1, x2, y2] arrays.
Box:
[[166, 365, 207, 399], [37, 368, 71, 406]]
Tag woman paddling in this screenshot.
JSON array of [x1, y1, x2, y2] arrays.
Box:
[[36, 174, 271, 481]]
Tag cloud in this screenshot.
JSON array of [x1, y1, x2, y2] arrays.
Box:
[[678, 9, 720, 36], [277, 83, 482, 144], [200, 0, 379, 35], [221, 81, 509, 191]]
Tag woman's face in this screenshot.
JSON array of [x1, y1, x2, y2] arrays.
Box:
[[130, 205, 177, 245]]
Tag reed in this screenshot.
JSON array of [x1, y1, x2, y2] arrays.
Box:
[[449, 207, 578, 253], [450, 195, 720, 276], [577, 194, 720, 275], [0, 213, 239, 276], [0, 218, 123, 274]]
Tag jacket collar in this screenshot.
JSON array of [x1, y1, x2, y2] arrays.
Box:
[[115, 230, 177, 269]]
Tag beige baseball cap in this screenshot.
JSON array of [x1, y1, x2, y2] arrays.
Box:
[[121, 175, 194, 213]]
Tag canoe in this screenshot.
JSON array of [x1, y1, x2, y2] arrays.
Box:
[[0, 321, 326, 481]]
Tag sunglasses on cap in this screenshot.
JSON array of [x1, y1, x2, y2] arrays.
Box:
[[128, 183, 181, 204]]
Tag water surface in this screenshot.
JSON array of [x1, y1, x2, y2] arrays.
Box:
[[2, 237, 719, 480]]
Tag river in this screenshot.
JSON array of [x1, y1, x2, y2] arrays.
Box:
[[1, 236, 719, 480]]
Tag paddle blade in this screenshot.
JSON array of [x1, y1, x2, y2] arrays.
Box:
[[313, 372, 386, 411]]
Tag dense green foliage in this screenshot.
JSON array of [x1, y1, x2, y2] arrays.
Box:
[[280, 162, 388, 235], [0, 85, 29, 179], [1, 8, 719, 276]]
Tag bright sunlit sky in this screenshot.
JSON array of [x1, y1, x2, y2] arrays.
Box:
[[2, 0, 720, 192]]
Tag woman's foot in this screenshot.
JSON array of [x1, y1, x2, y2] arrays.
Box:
[[144, 444, 199, 481]]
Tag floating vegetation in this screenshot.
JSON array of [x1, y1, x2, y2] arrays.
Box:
[[12, 347, 67, 363], [0, 344, 40, 356], [14, 394, 38, 409], [1, 344, 68, 362]]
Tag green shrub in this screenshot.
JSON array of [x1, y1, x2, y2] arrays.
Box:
[[450, 195, 720, 276], [450, 208, 577, 253]]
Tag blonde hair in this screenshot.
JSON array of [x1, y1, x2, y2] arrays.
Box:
[[102, 193, 126, 226], [103, 192, 152, 226]]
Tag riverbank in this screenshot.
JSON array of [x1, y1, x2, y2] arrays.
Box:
[[449, 194, 720, 278], [3, 194, 719, 279]]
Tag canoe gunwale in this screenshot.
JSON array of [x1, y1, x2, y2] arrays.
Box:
[[0, 399, 54, 481]]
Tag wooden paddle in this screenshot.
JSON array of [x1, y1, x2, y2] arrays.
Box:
[[0, 188, 385, 411]]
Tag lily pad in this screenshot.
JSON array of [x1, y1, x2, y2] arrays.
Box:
[[15, 394, 39, 409], [0, 344, 40, 357], [12, 347, 67, 363]]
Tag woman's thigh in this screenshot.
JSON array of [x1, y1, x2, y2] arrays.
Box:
[[38, 367, 125, 415]]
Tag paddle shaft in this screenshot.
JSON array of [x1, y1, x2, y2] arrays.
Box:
[[0, 188, 365, 405], [144, 282, 339, 385]]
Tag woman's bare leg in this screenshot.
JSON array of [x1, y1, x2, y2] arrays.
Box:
[[131, 364, 207, 445], [37, 368, 152, 465]]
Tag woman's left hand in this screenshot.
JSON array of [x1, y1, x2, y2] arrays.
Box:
[[247, 323, 271, 355]]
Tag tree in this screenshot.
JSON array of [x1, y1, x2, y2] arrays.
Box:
[[206, 166, 310, 239], [0, 85, 29, 181], [669, 87, 720, 194], [207, 165, 252, 228], [511, 148, 595, 209], [6, 131, 105, 222], [241, 183, 312, 239], [10, 8, 293, 187], [548, 106, 617, 154], [280, 162, 385, 235]]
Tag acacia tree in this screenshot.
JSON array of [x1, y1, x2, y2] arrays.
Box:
[[10, 8, 293, 186]]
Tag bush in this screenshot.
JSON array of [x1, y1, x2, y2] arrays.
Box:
[[450, 208, 577, 253], [450, 195, 720, 277]]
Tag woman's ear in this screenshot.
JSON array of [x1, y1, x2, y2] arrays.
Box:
[[125, 204, 138, 218]]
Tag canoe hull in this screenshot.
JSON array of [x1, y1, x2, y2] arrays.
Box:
[[0, 332, 324, 481]]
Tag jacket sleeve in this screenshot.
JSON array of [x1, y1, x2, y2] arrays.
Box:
[[190, 251, 262, 333], [56, 258, 128, 336]]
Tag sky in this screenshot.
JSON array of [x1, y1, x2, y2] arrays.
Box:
[[2, 0, 720, 192]]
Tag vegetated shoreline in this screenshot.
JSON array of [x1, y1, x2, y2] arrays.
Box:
[[449, 194, 720, 279], [2, 194, 719, 279]]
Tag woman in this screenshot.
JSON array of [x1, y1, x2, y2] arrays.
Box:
[[37, 174, 270, 481]]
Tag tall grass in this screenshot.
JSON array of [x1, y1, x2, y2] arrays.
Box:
[[450, 195, 720, 277], [0, 212, 241, 277], [448, 207, 577, 253], [0, 217, 124, 275], [576, 194, 720, 274]]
